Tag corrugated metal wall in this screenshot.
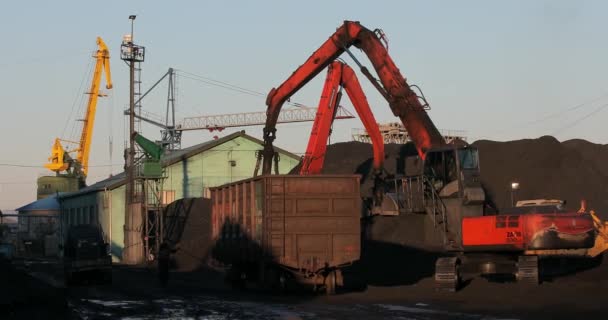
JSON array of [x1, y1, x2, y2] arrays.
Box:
[[60, 136, 300, 263], [163, 136, 300, 199]]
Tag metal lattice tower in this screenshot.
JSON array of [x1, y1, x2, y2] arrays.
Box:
[[126, 68, 182, 150], [130, 69, 356, 146], [121, 15, 165, 265]]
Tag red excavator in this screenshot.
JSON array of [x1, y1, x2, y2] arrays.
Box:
[[300, 60, 383, 178], [298, 60, 386, 207], [262, 20, 597, 292], [254, 58, 386, 206]]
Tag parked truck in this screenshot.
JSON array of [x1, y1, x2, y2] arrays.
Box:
[[63, 225, 112, 285], [210, 175, 361, 294]]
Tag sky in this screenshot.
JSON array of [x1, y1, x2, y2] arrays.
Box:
[[1, 0, 607, 210]]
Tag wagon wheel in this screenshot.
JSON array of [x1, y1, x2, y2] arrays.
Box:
[[326, 271, 337, 295], [277, 270, 289, 293]]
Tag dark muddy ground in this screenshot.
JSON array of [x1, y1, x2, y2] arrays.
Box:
[[5, 136, 608, 319], [0, 260, 67, 319], [3, 254, 607, 320]]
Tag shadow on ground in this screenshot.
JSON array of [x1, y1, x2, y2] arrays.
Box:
[[0, 260, 68, 319]]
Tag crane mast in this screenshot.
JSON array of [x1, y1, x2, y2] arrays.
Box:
[[44, 36, 112, 181], [78, 36, 113, 177]]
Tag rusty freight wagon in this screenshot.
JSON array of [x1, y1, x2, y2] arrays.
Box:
[[209, 175, 361, 294]]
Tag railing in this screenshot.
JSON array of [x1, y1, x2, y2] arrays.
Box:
[[352, 123, 468, 144], [400, 175, 448, 237], [421, 175, 448, 235], [402, 176, 425, 212]]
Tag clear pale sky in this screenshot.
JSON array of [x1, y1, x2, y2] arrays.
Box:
[[1, 0, 607, 210]]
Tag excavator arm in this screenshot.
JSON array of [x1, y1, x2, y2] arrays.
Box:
[[300, 61, 343, 175], [263, 20, 445, 175], [300, 61, 384, 176]]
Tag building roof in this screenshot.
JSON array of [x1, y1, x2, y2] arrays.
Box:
[[60, 172, 127, 199], [16, 194, 60, 212], [161, 130, 300, 167], [58, 131, 300, 200]]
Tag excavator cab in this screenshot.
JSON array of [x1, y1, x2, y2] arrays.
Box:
[[379, 145, 485, 235], [423, 146, 483, 203]]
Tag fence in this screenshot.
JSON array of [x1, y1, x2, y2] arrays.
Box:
[[1, 214, 60, 258]]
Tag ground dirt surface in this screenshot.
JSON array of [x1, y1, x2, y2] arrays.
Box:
[[2, 256, 607, 319], [5, 136, 608, 319]]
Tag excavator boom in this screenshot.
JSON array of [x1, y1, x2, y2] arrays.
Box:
[[341, 63, 384, 173], [264, 20, 444, 175], [300, 61, 384, 176], [300, 61, 343, 175]]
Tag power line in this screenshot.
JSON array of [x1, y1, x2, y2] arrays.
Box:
[[0, 181, 34, 185], [524, 92, 608, 126], [0, 163, 123, 168], [178, 73, 264, 98], [61, 51, 95, 138], [174, 69, 310, 108], [551, 103, 608, 135], [0, 50, 91, 69], [482, 91, 608, 138], [176, 70, 266, 97]]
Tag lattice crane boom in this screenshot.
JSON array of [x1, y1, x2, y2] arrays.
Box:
[[178, 105, 354, 132]]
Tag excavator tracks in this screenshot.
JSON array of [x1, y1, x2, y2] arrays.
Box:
[[434, 257, 461, 292], [516, 255, 539, 285]]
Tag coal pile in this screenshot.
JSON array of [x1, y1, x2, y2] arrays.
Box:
[[291, 141, 418, 199], [164, 198, 214, 272], [473, 136, 608, 219], [316, 136, 608, 219]]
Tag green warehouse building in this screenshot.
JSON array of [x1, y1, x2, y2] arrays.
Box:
[[58, 131, 300, 262]]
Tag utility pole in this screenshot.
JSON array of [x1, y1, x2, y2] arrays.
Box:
[[121, 15, 145, 264]]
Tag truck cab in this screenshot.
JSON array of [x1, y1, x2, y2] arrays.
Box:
[[63, 225, 112, 284]]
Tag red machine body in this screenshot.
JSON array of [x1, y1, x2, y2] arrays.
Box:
[[462, 212, 596, 251], [300, 61, 384, 175]]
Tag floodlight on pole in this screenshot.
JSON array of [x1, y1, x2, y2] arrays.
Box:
[[510, 182, 520, 206]]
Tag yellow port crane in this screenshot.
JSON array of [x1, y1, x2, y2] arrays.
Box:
[[44, 36, 113, 181]]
